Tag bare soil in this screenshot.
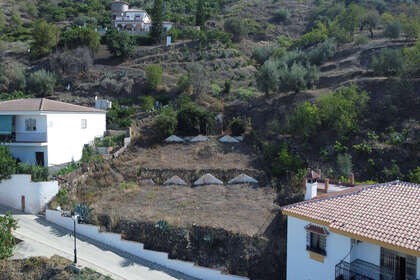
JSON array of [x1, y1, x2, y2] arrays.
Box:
[[93, 183, 277, 236]]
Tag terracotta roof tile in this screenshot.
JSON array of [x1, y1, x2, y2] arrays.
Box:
[[0, 98, 105, 113], [282, 181, 420, 254]]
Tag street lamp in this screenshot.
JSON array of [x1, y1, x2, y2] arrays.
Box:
[[72, 213, 79, 264]]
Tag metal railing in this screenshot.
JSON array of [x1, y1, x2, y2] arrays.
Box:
[[335, 259, 395, 280], [15, 132, 47, 143]]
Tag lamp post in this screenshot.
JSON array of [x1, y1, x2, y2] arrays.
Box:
[[72, 214, 79, 264]]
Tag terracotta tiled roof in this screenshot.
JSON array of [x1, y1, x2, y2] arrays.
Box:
[[0, 98, 104, 113], [282, 181, 420, 256]]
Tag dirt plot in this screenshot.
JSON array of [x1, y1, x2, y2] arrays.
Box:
[[116, 139, 260, 170], [93, 183, 277, 236]]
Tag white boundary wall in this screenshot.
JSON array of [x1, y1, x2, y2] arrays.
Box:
[[46, 209, 248, 280], [0, 175, 59, 214]]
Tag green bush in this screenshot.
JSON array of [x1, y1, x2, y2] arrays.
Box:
[[372, 48, 405, 76], [273, 9, 289, 23], [27, 70, 56, 97], [224, 18, 247, 43], [60, 26, 101, 54], [134, 34, 155, 46], [317, 84, 369, 135], [270, 142, 303, 177], [103, 29, 135, 58], [139, 96, 155, 111], [145, 64, 163, 90], [383, 21, 401, 39], [278, 62, 319, 93], [55, 162, 80, 176], [256, 59, 279, 95], [30, 20, 60, 58], [307, 39, 337, 65], [408, 167, 420, 183], [336, 153, 352, 178], [0, 212, 18, 259], [177, 74, 191, 93], [289, 102, 320, 139], [229, 118, 247, 136], [0, 147, 16, 182], [403, 40, 420, 74], [0, 62, 26, 92], [296, 22, 328, 48], [177, 104, 213, 136], [252, 45, 275, 65], [154, 107, 178, 138], [56, 188, 69, 207]]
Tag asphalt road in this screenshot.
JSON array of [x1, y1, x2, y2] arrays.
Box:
[[0, 205, 196, 280]]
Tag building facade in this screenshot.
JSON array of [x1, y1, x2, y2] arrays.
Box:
[[111, 0, 172, 34], [0, 98, 106, 167], [283, 181, 420, 280]]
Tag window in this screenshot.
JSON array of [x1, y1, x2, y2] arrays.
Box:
[[305, 224, 327, 256], [25, 118, 36, 131], [81, 119, 87, 129]]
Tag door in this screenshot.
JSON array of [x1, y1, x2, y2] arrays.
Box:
[[396, 256, 406, 280], [21, 196, 25, 212], [35, 152, 44, 166]]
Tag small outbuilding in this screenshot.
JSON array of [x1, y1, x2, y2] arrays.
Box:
[[219, 135, 240, 143], [164, 135, 185, 143], [164, 175, 188, 186], [193, 173, 223, 186], [228, 174, 258, 184]]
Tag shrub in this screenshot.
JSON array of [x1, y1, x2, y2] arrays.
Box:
[[0, 62, 26, 92], [145, 64, 163, 90], [229, 118, 247, 136], [177, 104, 213, 136], [270, 142, 303, 177], [0, 212, 18, 259], [256, 59, 279, 95], [383, 161, 401, 181], [188, 63, 208, 95], [402, 19, 420, 40], [49, 47, 93, 76], [403, 40, 420, 74], [273, 9, 289, 23], [289, 102, 320, 139], [55, 162, 80, 176], [307, 39, 337, 65], [177, 74, 191, 93], [355, 34, 369, 46], [103, 29, 135, 58], [56, 188, 69, 207], [317, 84, 369, 135], [336, 153, 352, 178], [30, 20, 60, 58], [252, 45, 275, 65], [139, 96, 155, 111], [408, 167, 420, 183], [372, 48, 405, 76], [0, 147, 16, 182], [29, 165, 49, 182], [60, 27, 101, 54], [154, 107, 177, 138], [224, 18, 247, 43], [383, 21, 401, 39], [278, 62, 318, 93], [74, 203, 92, 224], [296, 22, 328, 48], [27, 70, 56, 97]]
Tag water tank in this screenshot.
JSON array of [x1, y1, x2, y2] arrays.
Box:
[[111, 1, 129, 12]]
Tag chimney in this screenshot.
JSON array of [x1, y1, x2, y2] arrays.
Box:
[[325, 178, 329, 193], [95, 96, 98, 101], [305, 178, 318, 200], [349, 173, 355, 185], [317, 169, 321, 178]]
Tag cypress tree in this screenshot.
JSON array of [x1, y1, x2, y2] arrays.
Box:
[[150, 0, 164, 43], [195, 0, 206, 28]]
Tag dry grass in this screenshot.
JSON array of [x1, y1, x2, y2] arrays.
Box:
[[93, 183, 277, 236], [116, 139, 259, 170], [0, 255, 112, 280]]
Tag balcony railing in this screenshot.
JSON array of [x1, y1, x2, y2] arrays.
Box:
[[335, 259, 395, 280], [14, 132, 47, 143]]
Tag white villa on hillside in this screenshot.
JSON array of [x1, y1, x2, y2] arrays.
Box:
[[0, 98, 106, 166], [111, 0, 172, 34], [282, 180, 420, 280]]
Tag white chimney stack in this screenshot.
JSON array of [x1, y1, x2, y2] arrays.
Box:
[[305, 180, 318, 200]]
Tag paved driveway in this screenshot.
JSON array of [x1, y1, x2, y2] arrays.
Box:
[[0, 205, 196, 280]]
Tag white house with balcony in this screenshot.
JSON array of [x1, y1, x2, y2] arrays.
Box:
[[0, 98, 106, 167], [282, 180, 420, 280], [111, 0, 172, 34]]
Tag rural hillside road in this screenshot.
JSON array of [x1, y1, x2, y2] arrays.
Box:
[[0, 206, 196, 280]]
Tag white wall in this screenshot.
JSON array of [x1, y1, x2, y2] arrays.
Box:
[[8, 145, 48, 166], [417, 258, 420, 279], [350, 241, 380, 266], [47, 112, 106, 165], [0, 175, 58, 214], [286, 216, 352, 280], [46, 210, 248, 280]]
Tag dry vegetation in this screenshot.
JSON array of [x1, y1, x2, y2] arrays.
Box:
[[93, 183, 277, 236], [0, 255, 112, 280]]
